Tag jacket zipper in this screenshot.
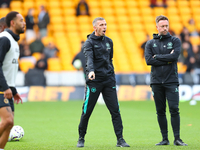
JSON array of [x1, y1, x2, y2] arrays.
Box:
[[101, 39, 106, 77], [160, 36, 164, 84]]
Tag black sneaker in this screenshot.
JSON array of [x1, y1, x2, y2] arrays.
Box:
[[155, 140, 170, 146], [116, 138, 130, 147], [174, 139, 188, 146], [77, 137, 85, 148]]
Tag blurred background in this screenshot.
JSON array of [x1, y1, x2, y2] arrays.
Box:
[[0, 0, 200, 103]]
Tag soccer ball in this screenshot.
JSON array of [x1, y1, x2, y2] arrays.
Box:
[[8, 125, 24, 141], [73, 59, 82, 70]]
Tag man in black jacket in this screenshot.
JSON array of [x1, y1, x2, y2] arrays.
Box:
[[77, 17, 129, 148], [145, 15, 187, 146], [0, 11, 25, 149]]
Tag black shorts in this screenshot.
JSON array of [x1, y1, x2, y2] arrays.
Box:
[[0, 94, 14, 111]]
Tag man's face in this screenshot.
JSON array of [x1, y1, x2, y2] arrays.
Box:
[[14, 14, 26, 34], [156, 20, 169, 35], [94, 20, 107, 36]]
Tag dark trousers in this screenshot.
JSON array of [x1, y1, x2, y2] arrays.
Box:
[[78, 78, 123, 139], [151, 84, 180, 140]]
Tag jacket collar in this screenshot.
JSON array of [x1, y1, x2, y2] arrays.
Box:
[[87, 31, 104, 40], [153, 32, 171, 40], [5, 28, 20, 41]]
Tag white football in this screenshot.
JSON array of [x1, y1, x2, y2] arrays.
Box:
[[8, 125, 24, 141], [73, 59, 82, 69]]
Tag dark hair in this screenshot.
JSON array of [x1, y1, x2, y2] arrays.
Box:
[[155, 15, 168, 24], [0, 17, 6, 24], [5, 11, 19, 27]]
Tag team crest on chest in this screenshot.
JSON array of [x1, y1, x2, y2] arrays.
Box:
[[167, 42, 173, 49], [106, 43, 111, 50]]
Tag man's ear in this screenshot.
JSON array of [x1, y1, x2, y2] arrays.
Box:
[[10, 20, 15, 27], [93, 26, 96, 31]]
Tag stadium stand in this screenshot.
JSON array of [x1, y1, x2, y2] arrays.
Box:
[[2, 0, 200, 75]]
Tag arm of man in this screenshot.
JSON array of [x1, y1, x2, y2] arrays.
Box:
[[145, 40, 168, 66], [0, 37, 13, 99], [0, 37, 10, 91], [83, 41, 95, 80], [153, 38, 181, 62], [109, 39, 114, 69]]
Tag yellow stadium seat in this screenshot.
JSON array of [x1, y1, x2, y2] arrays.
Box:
[[47, 58, 62, 71], [168, 15, 181, 23], [193, 15, 200, 25], [23, 1, 35, 9], [170, 23, 183, 35], [77, 16, 90, 24], [107, 23, 118, 31], [79, 23, 93, 32], [50, 16, 63, 24], [61, 0, 75, 8], [64, 16, 77, 24], [127, 7, 140, 16], [166, 0, 176, 7], [35, 1, 47, 10], [65, 23, 78, 32], [166, 7, 178, 15], [131, 23, 144, 31], [19, 60, 35, 73], [133, 31, 147, 46], [178, 7, 191, 15], [49, 8, 62, 16], [100, 0, 112, 8], [191, 7, 200, 15], [180, 14, 192, 26], [116, 16, 129, 23], [0, 8, 10, 17], [196, 22, 200, 31], [89, 8, 101, 16], [102, 8, 114, 16], [63, 8, 76, 16], [10, 8, 24, 16], [130, 15, 142, 23], [153, 7, 166, 16], [48, 1, 60, 8], [88, 1, 99, 8], [189, 0, 200, 7], [32, 52, 42, 61], [144, 23, 157, 34], [10, 1, 22, 9], [113, 0, 125, 8], [142, 15, 154, 23], [138, 0, 150, 8], [190, 36, 200, 45], [42, 36, 54, 46], [140, 7, 153, 16], [51, 24, 65, 32], [177, 62, 187, 73], [125, 0, 138, 8], [119, 23, 131, 32], [104, 16, 116, 24], [115, 8, 127, 16], [177, 0, 189, 7]]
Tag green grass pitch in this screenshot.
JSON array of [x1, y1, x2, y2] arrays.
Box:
[[6, 100, 200, 150]]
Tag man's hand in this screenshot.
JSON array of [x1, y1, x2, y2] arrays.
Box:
[[88, 71, 95, 80], [13, 93, 23, 104], [4, 88, 13, 99], [170, 50, 174, 54]]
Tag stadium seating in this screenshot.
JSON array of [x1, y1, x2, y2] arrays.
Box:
[[5, 0, 199, 74]]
